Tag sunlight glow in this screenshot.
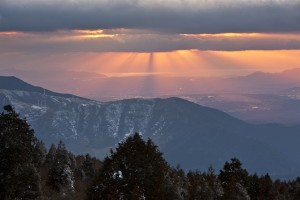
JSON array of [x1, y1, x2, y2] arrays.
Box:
[[59, 50, 300, 78], [2, 49, 300, 97], [72, 29, 118, 39], [0, 31, 20, 35], [181, 33, 263, 38], [181, 33, 300, 40]]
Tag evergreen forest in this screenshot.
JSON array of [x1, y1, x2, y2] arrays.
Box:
[[1, 105, 300, 200]]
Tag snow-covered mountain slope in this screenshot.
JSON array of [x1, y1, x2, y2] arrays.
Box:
[[1, 76, 300, 178]]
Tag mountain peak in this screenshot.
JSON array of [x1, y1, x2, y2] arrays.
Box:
[[0, 76, 37, 91], [0, 76, 85, 99]]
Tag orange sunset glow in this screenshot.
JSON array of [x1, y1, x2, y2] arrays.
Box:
[[1, 29, 299, 78], [1, 1, 300, 95], [44, 50, 299, 77]]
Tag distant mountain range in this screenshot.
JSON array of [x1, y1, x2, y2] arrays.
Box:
[[1, 68, 300, 99], [227, 68, 300, 93], [237, 68, 300, 83], [1, 76, 300, 179]]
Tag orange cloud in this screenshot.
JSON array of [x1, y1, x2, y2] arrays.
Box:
[[181, 32, 300, 40], [181, 33, 263, 38], [72, 29, 118, 39], [0, 31, 20, 35]]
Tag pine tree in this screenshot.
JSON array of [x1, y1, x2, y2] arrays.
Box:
[[88, 133, 173, 200], [47, 141, 74, 193], [219, 158, 250, 200], [46, 144, 57, 165], [33, 140, 47, 167], [289, 177, 300, 199], [0, 105, 42, 199], [8, 164, 42, 199], [47, 140, 75, 194], [187, 167, 223, 200], [258, 174, 275, 199], [247, 173, 261, 200], [165, 166, 188, 200], [82, 154, 96, 178]]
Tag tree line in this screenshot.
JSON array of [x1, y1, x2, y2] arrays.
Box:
[[1, 105, 300, 200]]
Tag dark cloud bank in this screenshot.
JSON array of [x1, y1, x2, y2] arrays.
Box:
[[0, 1, 300, 33]]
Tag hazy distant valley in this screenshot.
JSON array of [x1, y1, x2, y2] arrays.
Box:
[[2, 68, 300, 125], [175, 92, 300, 125]]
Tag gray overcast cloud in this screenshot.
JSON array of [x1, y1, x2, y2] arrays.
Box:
[[0, 0, 300, 33]]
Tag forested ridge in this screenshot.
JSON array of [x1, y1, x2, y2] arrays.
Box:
[[1, 105, 300, 200]]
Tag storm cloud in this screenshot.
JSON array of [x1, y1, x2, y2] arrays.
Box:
[[0, 0, 300, 34]]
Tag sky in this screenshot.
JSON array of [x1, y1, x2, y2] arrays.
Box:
[[1, 0, 300, 77]]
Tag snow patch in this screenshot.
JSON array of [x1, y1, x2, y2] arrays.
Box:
[[113, 171, 123, 179], [31, 105, 43, 110], [105, 103, 123, 138]]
